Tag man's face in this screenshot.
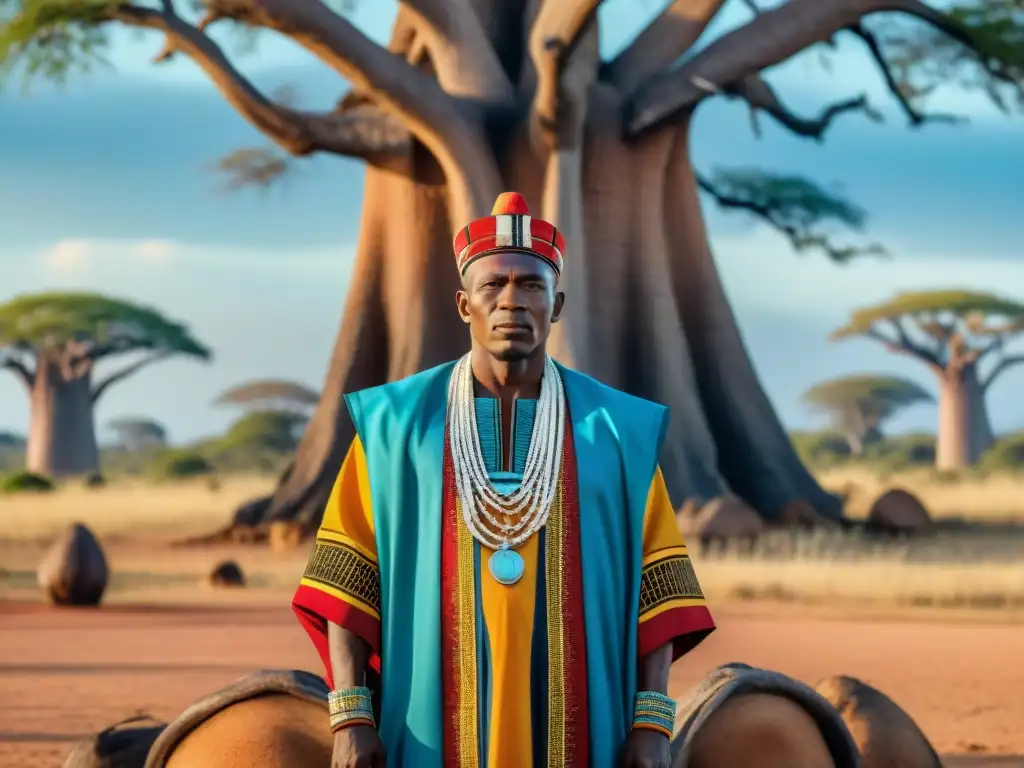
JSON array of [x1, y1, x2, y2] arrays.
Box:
[[457, 251, 564, 362]]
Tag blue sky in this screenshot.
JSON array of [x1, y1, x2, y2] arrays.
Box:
[[1, 0, 1023, 445]]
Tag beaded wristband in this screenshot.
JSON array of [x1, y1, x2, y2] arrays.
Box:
[[328, 686, 375, 733], [632, 691, 676, 738]]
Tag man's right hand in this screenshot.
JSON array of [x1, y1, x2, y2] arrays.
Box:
[[332, 725, 387, 768]]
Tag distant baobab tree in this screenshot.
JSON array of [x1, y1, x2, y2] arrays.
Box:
[[5, 1, 1021, 527], [801, 374, 933, 456], [831, 290, 1024, 469], [0, 292, 210, 476]]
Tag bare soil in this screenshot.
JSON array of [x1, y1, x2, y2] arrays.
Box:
[[0, 598, 1021, 768]]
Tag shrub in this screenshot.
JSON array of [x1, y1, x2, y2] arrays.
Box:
[[980, 432, 1024, 472], [790, 431, 851, 467], [152, 451, 214, 480], [83, 473, 106, 489], [1, 470, 55, 494]]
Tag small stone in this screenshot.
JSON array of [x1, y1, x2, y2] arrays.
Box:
[[207, 560, 246, 588]]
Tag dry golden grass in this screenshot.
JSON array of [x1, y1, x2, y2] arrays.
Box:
[[2, 472, 1023, 621], [816, 465, 1024, 522], [0, 475, 275, 542]]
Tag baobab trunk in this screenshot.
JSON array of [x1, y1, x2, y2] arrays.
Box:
[[936, 365, 994, 469], [25, 359, 100, 477], [258, 86, 841, 530]]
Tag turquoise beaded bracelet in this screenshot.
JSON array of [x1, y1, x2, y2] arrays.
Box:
[[632, 691, 676, 738], [328, 686, 375, 733]]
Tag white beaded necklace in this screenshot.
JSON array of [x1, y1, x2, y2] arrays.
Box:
[[447, 353, 565, 585]]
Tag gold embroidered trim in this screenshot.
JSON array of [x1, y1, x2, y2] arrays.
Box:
[[303, 539, 381, 614], [546, 481, 568, 767], [639, 554, 704, 615]]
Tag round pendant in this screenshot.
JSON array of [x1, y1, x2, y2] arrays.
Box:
[[488, 545, 525, 586]]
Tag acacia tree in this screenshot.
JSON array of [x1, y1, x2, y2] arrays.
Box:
[[4, 1, 1021, 527], [0, 293, 210, 476], [213, 379, 320, 414], [831, 290, 1024, 469], [801, 374, 933, 455], [106, 416, 168, 451]]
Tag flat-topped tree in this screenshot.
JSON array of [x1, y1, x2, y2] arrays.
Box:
[[4, 1, 1021, 528], [802, 374, 933, 456], [831, 290, 1024, 469], [106, 416, 168, 451], [0, 293, 210, 476], [213, 379, 320, 415]]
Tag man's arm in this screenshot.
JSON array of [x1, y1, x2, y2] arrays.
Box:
[[328, 622, 372, 689], [292, 437, 383, 688], [638, 641, 673, 695]]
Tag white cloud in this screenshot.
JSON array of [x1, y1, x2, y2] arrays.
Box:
[[42, 237, 181, 273]]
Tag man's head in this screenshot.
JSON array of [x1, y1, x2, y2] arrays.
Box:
[[452, 192, 567, 363], [457, 250, 564, 362]]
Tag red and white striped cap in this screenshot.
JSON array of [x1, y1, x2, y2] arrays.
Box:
[[452, 192, 565, 276]]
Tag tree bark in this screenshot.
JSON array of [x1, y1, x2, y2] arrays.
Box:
[[25, 359, 100, 477], [255, 79, 841, 530], [935, 364, 993, 470]]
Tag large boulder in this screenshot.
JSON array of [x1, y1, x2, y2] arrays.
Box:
[[690, 496, 765, 543], [62, 714, 166, 768], [206, 560, 246, 588], [866, 488, 933, 535], [815, 675, 941, 768], [37, 522, 109, 606]]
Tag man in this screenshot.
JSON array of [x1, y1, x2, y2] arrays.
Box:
[[293, 192, 716, 768]]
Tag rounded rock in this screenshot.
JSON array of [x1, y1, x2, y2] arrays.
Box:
[[867, 488, 932, 535], [207, 560, 246, 588], [37, 522, 109, 607]]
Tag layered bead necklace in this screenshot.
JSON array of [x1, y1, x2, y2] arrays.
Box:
[[447, 353, 565, 585]]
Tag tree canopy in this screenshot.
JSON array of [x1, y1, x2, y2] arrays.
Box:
[[1, 1, 1021, 264], [0, 291, 211, 398], [802, 374, 933, 435], [830, 289, 1024, 387], [213, 379, 320, 411], [106, 416, 168, 449]]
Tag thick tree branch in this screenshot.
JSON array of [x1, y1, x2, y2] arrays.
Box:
[[91, 352, 169, 404], [224, 0, 501, 219], [526, 0, 602, 153], [623, 0, 1015, 138], [602, 0, 728, 93], [399, 0, 514, 102], [85, 4, 393, 160], [865, 320, 944, 372], [983, 354, 1024, 391], [729, 74, 880, 140], [1, 353, 35, 391], [847, 22, 963, 126]]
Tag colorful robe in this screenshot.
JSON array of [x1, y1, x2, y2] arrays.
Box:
[[293, 361, 715, 767]]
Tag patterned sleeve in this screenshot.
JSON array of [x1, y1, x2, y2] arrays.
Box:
[[291, 436, 382, 687], [637, 466, 716, 661]]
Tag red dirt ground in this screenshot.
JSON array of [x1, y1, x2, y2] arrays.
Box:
[[0, 602, 1020, 767]]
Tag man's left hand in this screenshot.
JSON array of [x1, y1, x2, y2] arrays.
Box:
[[620, 727, 672, 768]]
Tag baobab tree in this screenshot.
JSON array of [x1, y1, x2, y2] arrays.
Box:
[[4, 1, 1021, 527], [0, 293, 210, 476], [831, 290, 1024, 469], [801, 374, 933, 456]]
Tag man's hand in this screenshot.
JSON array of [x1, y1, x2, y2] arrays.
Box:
[[620, 727, 671, 768], [332, 725, 387, 768]]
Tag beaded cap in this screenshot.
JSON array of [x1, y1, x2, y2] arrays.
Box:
[[452, 192, 565, 276]]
